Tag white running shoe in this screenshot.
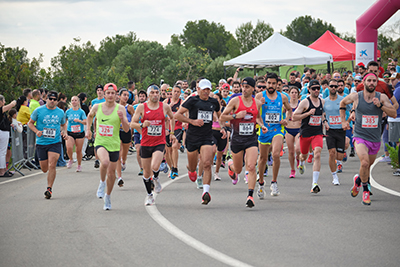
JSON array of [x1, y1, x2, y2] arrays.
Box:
[[103, 195, 111, 210], [332, 177, 340, 185], [270, 182, 280, 196], [145, 194, 155, 206], [97, 182, 105, 198], [154, 178, 162, 194], [117, 177, 124, 187], [196, 177, 203, 189], [214, 173, 221, 181], [121, 162, 126, 171], [257, 183, 265, 199]]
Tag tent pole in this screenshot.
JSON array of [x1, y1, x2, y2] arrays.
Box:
[[331, 62, 334, 72], [351, 60, 354, 72], [254, 67, 256, 77], [327, 61, 331, 74], [224, 67, 227, 80]]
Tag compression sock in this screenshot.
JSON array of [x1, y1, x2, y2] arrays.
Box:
[[153, 170, 160, 179], [248, 189, 254, 197], [313, 171, 320, 184], [143, 177, 153, 194], [203, 184, 210, 194], [362, 182, 369, 192]]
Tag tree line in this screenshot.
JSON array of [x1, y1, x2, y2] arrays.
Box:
[[1, 15, 399, 102]]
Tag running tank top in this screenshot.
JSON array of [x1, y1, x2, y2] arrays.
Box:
[[168, 98, 182, 130], [300, 97, 323, 138], [94, 104, 121, 152], [141, 102, 166, 147], [231, 96, 258, 144], [288, 100, 300, 121], [260, 91, 284, 132], [125, 104, 132, 122], [353, 91, 382, 143]]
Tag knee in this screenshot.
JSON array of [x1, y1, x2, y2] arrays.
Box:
[[314, 151, 321, 160], [328, 150, 336, 158], [202, 160, 212, 170], [101, 160, 110, 168], [246, 164, 256, 173], [272, 152, 280, 161], [360, 159, 369, 169], [259, 155, 267, 163]]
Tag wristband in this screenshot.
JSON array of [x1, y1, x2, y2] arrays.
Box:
[[379, 103, 383, 109], [351, 110, 355, 113], [170, 131, 174, 135], [323, 119, 327, 123], [139, 123, 143, 128], [339, 107, 346, 110]]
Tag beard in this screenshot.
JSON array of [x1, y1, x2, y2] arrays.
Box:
[[365, 85, 375, 93], [267, 88, 276, 94]]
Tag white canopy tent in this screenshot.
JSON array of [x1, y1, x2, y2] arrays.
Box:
[[223, 32, 333, 69]]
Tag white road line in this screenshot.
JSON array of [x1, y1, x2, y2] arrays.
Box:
[[0, 170, 44, 185], [146, 174, 254, 267], [370, 158, 400, 197]]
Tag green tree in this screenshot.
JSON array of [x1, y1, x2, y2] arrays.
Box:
[[282, 15, 337, 45], [96, 31, 136, 67], [180, 20, 234, 59], [235, 20, 274, 54]]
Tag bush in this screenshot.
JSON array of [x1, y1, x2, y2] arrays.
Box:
[[386, 143, 399, 169]]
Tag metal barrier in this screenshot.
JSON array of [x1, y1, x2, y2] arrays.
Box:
[[26, 127, 38, 169], [7, 128, 26, 176]]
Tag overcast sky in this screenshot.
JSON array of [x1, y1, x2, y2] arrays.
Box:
[[1, 0, 399, 68]]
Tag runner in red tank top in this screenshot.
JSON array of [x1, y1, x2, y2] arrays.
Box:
[[131, 85, 176, 206]]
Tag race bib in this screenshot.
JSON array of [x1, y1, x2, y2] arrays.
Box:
[[98, 125, 113, 136], [329, 116, 341, 125], [71, 125, 81, 133], [309, 115, 322, 126], [43, 128, 56, 138], [362, 115, 378, 128], [239, 123, 254, 135], [148, 125, 162, 136], [197, 110, 213, 123], [265, 112, 280, 124]]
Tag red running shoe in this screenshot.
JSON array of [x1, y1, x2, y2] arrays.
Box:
[[351, 174, 361, 197], [362, 191, 371, 205], [307, 154, 313, 163], [188, 171, 197, 182], [228, 160, 238, 185]]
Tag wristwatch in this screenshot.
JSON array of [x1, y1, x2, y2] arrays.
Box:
[[232, 114, 236, 119]]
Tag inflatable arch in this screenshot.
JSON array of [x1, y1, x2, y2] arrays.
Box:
[[356, 0, 400, 65]]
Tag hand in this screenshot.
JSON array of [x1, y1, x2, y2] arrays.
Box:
[[280, 119, 288, 126], [61, 132, 68, 139], [342, 121, 350, 131], [117, 110, 124, 119], [309, 108, 316, 115], [86, 131, 92, 140], [73, 118, 80, 123], [324, 121, 330, 131], [349, 112, 355, 121], [261, 126, 268, 134], [260, 97, 265, 104], [191, 119, 204, 127], [142, 120, 151, 128], [236, 110, 247, 119], [220, 128, 227, 139], [36, 131, 43, 137], [373, 97, 381, 108]]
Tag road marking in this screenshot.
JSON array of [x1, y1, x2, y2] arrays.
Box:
[[146, 174, 254, 267], [370, 158, 400, 197], [0, 170, 44, 185]]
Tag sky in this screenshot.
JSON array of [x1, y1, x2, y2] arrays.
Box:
[[1, 0, 399, 68]]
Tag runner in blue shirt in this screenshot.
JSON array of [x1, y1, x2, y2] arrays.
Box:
[[90, 84, 105, 169]]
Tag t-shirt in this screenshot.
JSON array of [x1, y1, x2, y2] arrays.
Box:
[[29, 99, 41, 114], [288, 81, 302, 89], [356, 80, 393, 98], [182, 95, 220, 142], [16, 105, 31, 125], [30, 105, 66, 145], [0, 106, 11, 132], [65, 108, 86, 133], [91, 97, 105, 107]]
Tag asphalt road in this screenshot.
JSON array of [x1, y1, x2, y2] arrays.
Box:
[[1, 142, 399, 267]]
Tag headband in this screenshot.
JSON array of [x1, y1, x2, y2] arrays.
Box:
[[363, 73, 376, 82]]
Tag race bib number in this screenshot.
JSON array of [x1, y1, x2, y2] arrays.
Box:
[[197, 110, 213, 123], [362, 115, 378, 128], [148, 125, 162, 136], [98, 125, 113, 137], [71, 125, 81, 133], [43, 128, 56, 138], [329, 116, 341, 125], [265, 113, 280, 124], [239, 123, 254, 135], [309, 115, 322, 126]]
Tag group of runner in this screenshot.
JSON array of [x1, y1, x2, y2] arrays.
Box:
[[28, 60, 397, 209]]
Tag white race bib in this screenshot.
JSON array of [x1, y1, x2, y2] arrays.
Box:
[[98, 125, 114, 136], [239, 123, 254, 135], [43, 128, 56, 138], [148, 125, 162, 136], [329, 115, 341, 125], [71, 125, 81, 133], [362, 115, 378, 128], [309, 115, 321, 126], [197, 110, 213, 123], [265, 112, 280, 124]]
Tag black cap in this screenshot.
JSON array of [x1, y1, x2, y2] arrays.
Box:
[[394, 58, 398, 62], [242, 77, 255, 88], [96, 84, 104, 90], [308, 79, 320, 88]]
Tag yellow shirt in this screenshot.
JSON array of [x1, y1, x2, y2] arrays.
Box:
[[17, 105, 31, 125]]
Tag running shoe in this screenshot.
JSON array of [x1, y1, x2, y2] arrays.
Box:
[[270, 182, 280, 196], [267, 156, 273, 166], [343, 152, 347, 162], [220, 161, 225, 168], [44, 188, 52, 199], [159, 162, 166, 172], [103, 195, 111, 210], [310, 183, 320, 194], [117, 177, 124, 187], [188, 171, 197, 182], [94, 159, 100, 168], [246, 196, 255, 208], [201, 192, 211, 205], [196, 177, 203, 189], [350, 174, 361, 197], [163, 164, 169, 174], [280, 149, 284, 157], [179, 145, 185, 153], [257, 183, 265, 199], [76, 165, 82, 172], [244, 173, 248, 184], [337, 163, 343, 173], [332, 177, 340, 186], [121, 162, 126, 171], [379, 156, 391, 163], [138, 168, 143, 176], [289, 170, 295, 178], [264, 166, 268, 177], [214, 172, 221, 181], [97, 182, 105, 198], [170, 170, 178, 179], [393, 169, 400, 176], [154, 178, 162, 194], [228, 160, 238, 185], [67, 160, 73, 169], [296, 159, 300, 169], [307, 154, 313, 163], [350, 147, 355, 157], [145, 194, 155, 206], [299, 164, 305, 175], [362, 191, 371, 205]]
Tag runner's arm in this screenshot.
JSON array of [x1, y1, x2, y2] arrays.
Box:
[[380, 94, 397, 118], [118, 105, 130, 133], [220, 97, 238, 123], [292, 99, 310, 121], [165, 105, 175, 134], [130, 104, 145, 134]]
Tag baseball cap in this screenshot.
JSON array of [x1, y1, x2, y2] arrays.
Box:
[[103, 83, 117, 92], [389, 73, 400, 79], [242, 77, 255, 88], [394, 58, 398, 62], [199, 79, 212, 90], [147, 84, 160, 95], [220, 83, 230, 90], [358, 62, 366, 69], [308, 79, 320, 88], [354, 75, 362, 81], [96, 84, 104, 90]]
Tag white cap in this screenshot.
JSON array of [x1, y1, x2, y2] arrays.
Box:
[[199, 79, 212, 90]]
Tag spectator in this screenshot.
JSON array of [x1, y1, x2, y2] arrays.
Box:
[[29, 89, 41, 115], [78, 93, 89, 116], [23, 88, 32, 106], [38, 88, 48, 106], [7, 108, 22, 171], [0, 95, 17, 177], [16, 96, 30, 125]]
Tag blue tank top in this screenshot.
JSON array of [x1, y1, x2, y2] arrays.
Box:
[[260, 91, 284, 133], [125, 104, 132, 122], [323, 95, 345, 130]]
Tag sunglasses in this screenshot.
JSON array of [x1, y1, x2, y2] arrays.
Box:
[[329, 85, 338, 88], [48, 97, 57, 101], [283, 89, 289, 92], [383, 76, 390, 78], [257, 85, 266, 89], [310, 87, 320, 91]]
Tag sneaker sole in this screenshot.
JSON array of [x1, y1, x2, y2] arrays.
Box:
[[118, 180, 124, 187], [246, 199, 255, 208], [44, 191, 52, 199], [202, 193, 211, 205], [311, 185, 320, 193]]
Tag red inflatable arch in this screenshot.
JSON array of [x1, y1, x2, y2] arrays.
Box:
[[356, 0, 400, 65]]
